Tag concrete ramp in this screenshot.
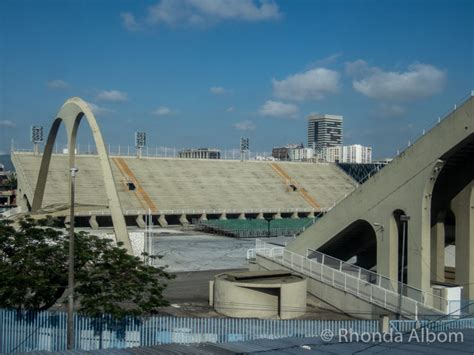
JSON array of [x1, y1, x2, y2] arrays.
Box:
[[286, 94, 474, 304]]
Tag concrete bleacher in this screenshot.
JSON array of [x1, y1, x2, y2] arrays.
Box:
[[13, 153, 357, 220]]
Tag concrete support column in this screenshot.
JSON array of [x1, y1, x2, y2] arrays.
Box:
[[452, 182, 474, 301], [376, 216, 398, 292], [291, 212, 298, 219], [308, 211, 315, 218], [219, 213, 227, 220], [158, 214, 168, 227], [199, 213, 208, 222], [89, 215, 99, 229], [179, 214, 189, 226], [256, 212, 264, 220], [238, 213, 246, 220], [273, 212, 282, 220], [136, 214, 146, 228], [406, 207, 432, 298], [430, 217, 446, 283]]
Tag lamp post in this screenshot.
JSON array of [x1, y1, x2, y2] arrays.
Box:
[[67, 167, 78, 350], [398, 214, 410, 320]]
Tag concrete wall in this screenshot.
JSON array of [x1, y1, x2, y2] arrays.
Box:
[[212, 272, 307, 319], [287, 96, 474, 297]]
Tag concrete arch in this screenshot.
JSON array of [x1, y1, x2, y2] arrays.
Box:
[[31, 97, 132, 252], [318, 219, 378, 269]]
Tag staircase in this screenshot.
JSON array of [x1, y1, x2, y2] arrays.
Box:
[[254, 240, 448, 319]]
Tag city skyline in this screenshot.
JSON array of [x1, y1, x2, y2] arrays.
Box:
[[0, 0, 472, 159]]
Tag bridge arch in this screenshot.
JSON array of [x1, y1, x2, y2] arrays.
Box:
[[31, 97, 132, 252]]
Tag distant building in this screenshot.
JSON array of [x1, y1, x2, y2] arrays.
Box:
[[307, 114, 343, 150], [319, 146, 342, 163], [342, 144, 372, 164], [0, 165, 16, 207], [178, 148, 221, 159], [272, 144, 303, 161], [288, 147, 315, 162]]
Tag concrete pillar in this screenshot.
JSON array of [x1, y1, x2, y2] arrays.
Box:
[[430, 216, 446, 283], [273, 212, 282, 220], [219, 213, 227, 220], [256, 212, 264, 220], [199, 213, 208, 222], [452, 182, 474, 301], [238, 213, 246, 220], [406, 206, 432, 298], [179, 214, 189, 226], [89, 215, 99, 229], [308, 211, 315, 218], [377, 216, 399, 292], [158, 214, 168, 227], [379, 315, 390, 333], [291, 211, 298, 219], [136, 214, 146, 228]]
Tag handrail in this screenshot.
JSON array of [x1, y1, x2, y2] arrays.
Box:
[[306, 248, 448, 312], [254, 240, 448, 318]]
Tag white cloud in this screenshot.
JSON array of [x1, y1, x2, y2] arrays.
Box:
[[0, 120, 15, 128], [347, 60, 446, 101], [96, 90, 128, 102], [122, 0, 281, 30], [147, 0, 281, 26], [151, 106, 172, 116], [46, 79, 70, 89], [87, 103, 114, 116], [234, 120, 256, 131], [226, 106, 235, 112], [259, 100, 299, 118], [121, 12, 142, 31], [272, 68, 340, 101], [210, 86, 229, 95]]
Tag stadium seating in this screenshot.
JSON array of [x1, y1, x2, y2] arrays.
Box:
[[13, 153, 357, 215]]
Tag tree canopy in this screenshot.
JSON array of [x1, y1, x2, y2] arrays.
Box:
[[0, 217, 173, 318]]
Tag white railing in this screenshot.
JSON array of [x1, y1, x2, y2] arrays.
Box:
[[253, 240, 448, 318], [305, 248, 448, 313]]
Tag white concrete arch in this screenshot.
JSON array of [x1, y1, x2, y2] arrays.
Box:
[[31, 97, 132, 252]]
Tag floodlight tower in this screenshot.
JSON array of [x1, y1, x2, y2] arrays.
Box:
[[135, 131, 146, 159], [31, 126, 44, 155], [240, 137, 249, 162]]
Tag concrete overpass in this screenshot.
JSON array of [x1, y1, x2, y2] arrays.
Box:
[[285, 93, 473, 307]]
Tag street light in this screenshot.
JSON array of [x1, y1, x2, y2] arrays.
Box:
[[398, 214, 410, 320], [67, 167, 78, 350]]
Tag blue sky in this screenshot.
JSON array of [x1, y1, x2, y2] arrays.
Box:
[[0, 0, 472, 158]]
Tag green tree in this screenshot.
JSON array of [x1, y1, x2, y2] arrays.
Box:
[[0, 217, 173, 318]]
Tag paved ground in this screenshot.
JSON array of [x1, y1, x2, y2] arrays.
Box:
[[148, 228, 293, 273]]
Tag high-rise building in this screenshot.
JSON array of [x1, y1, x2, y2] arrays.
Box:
[[307, 114, 343, 150], [342, 144, 372, 164]]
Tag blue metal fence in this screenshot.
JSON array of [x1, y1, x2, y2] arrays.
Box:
[[0, 308, 378, 353], [390, 318, 474, 333]]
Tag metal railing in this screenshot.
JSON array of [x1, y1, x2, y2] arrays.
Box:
[[305, 248, 448, 313], [254, 240, 448, 318], [0, 308, 379, 353]]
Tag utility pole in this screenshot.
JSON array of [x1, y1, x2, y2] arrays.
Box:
[[398, 214, 410, 320], [67, 167, 78, 350]]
